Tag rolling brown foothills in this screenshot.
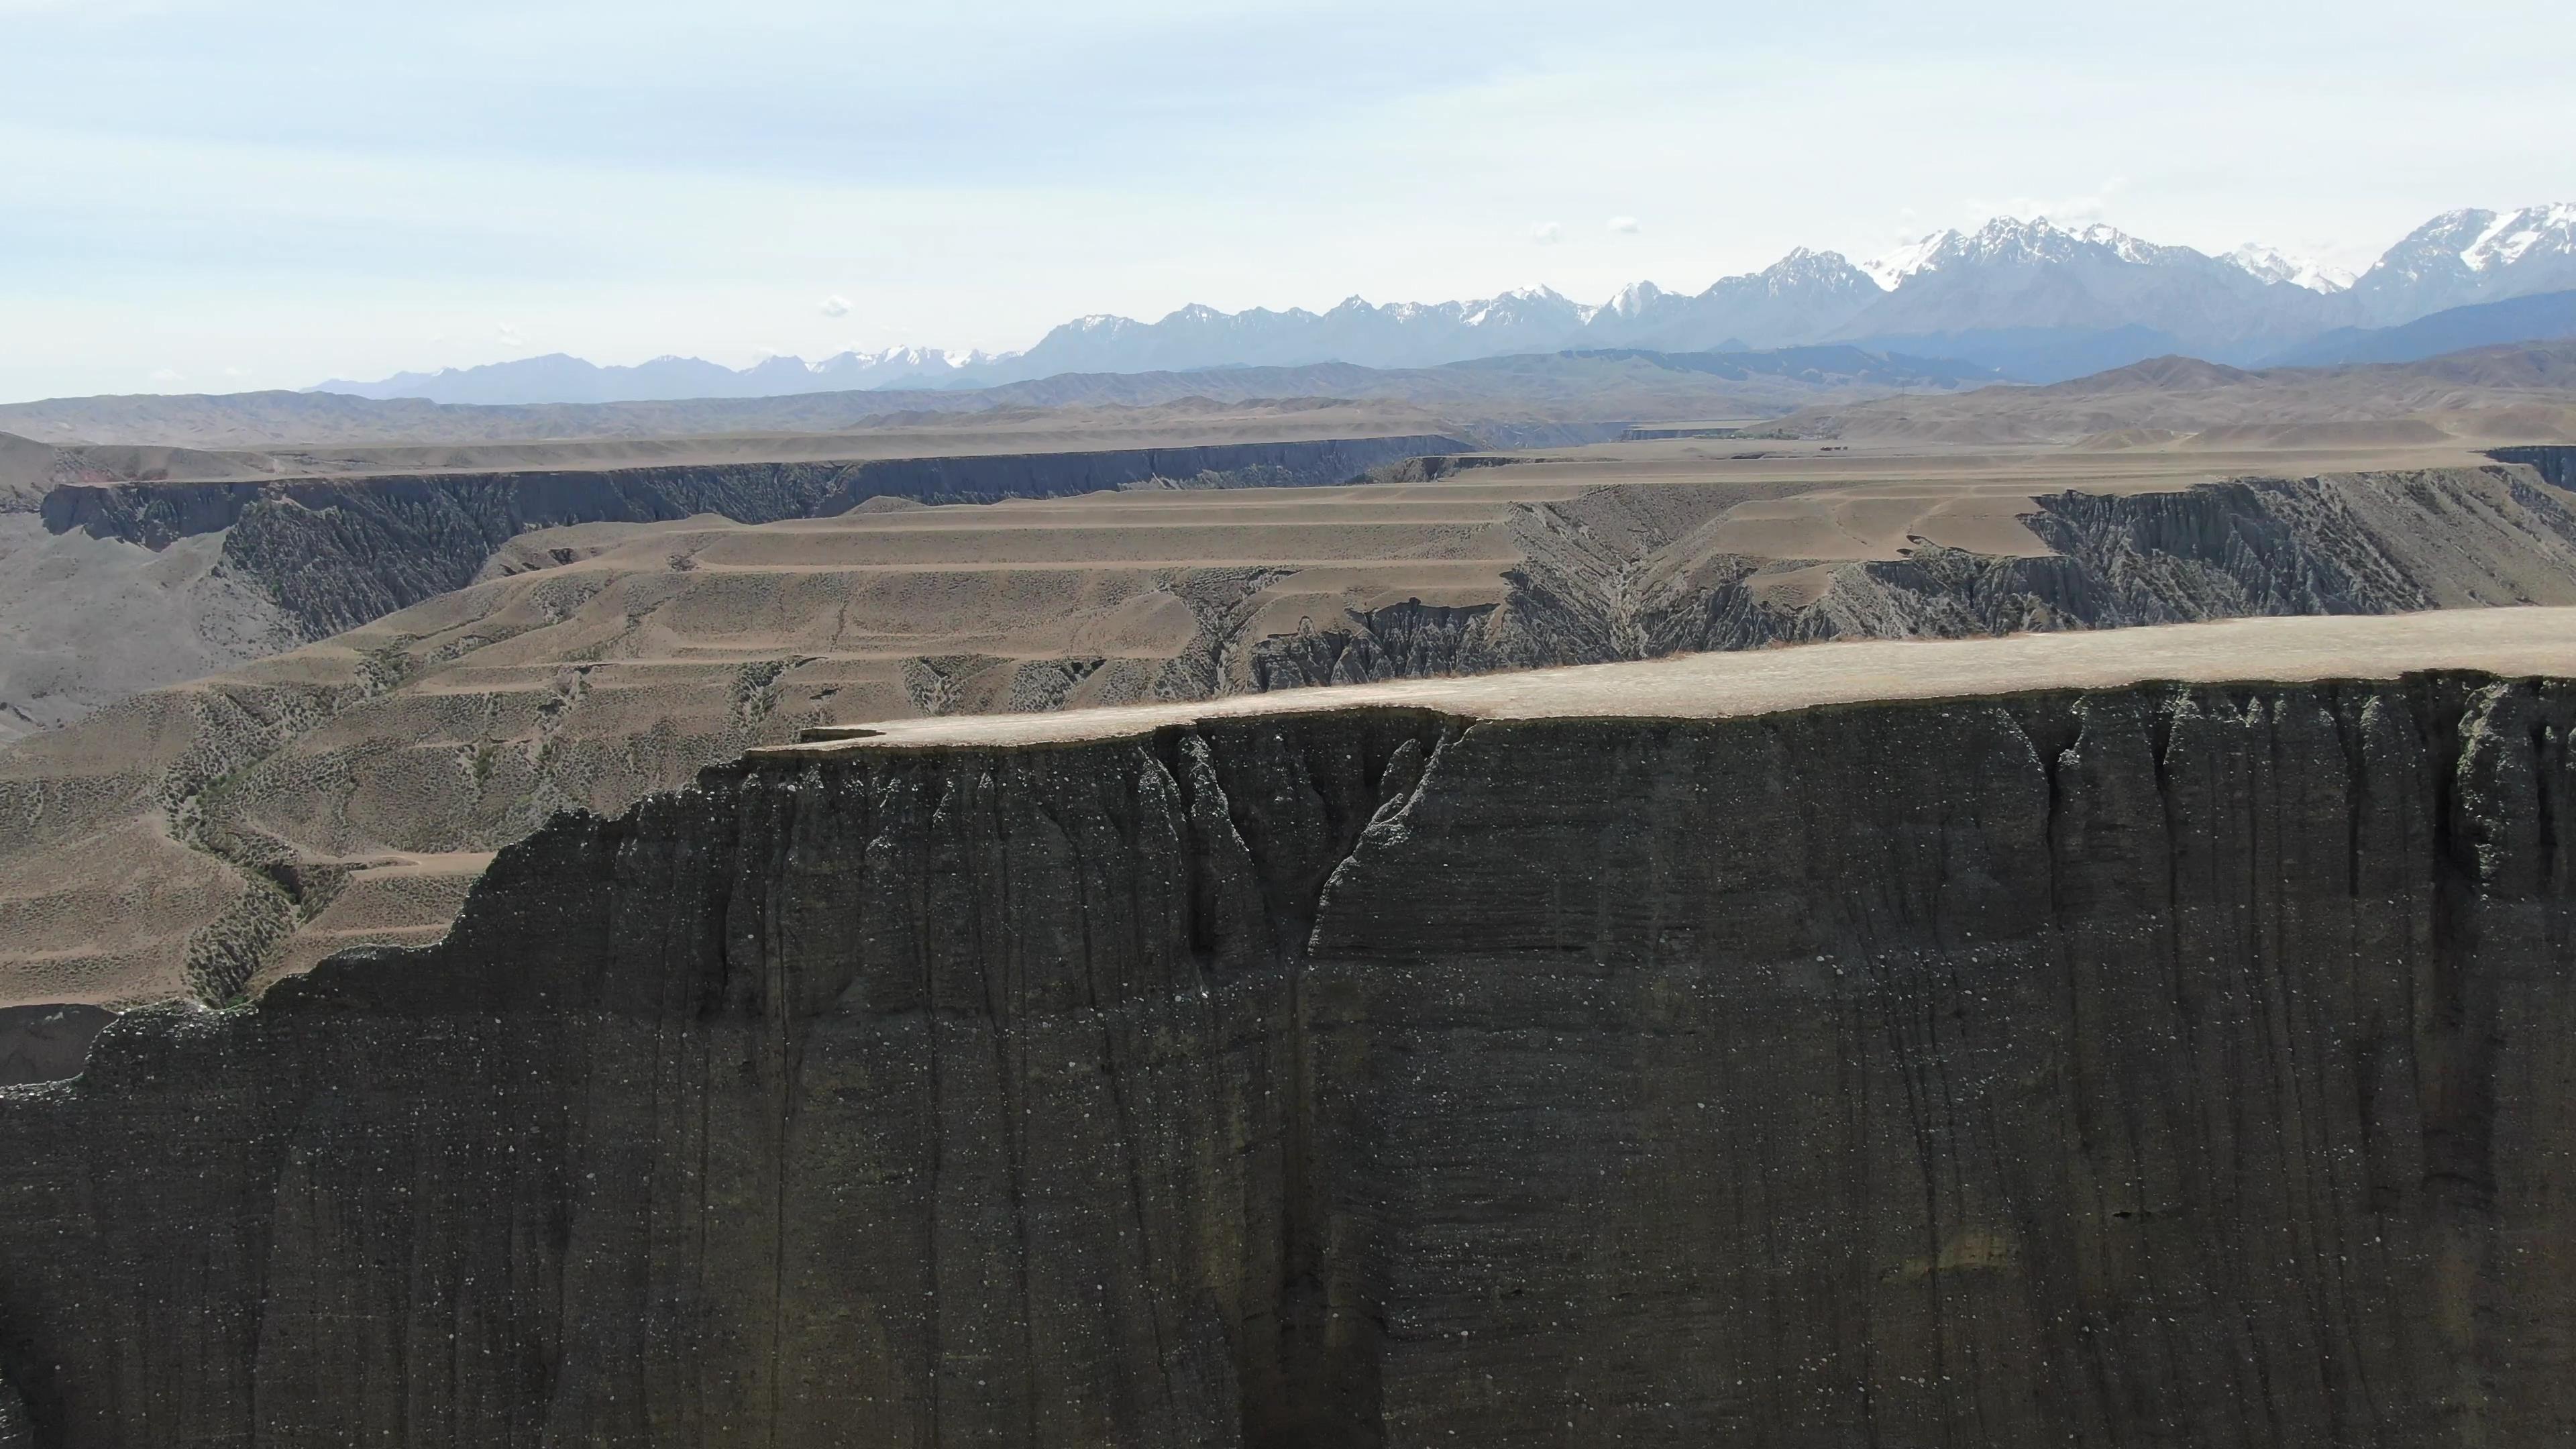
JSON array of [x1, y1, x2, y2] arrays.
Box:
[[5, 419, 2576, 1020], [1774, 341, 2576, 445]]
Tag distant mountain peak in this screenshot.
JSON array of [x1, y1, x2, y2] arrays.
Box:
[[2353, 201, 2576, 323], [1603, 280, 1668, 317], [1462, 285, 1586, 329], [2073, 222, 2182, 266], [2222, 244, 2356, 293], [1947, 215, 2181, 268], [1960, 215, 2080, 260], [1862, 231, 1952, 291], [302, 202, 2576, 405], [1765, 246, 1865, 280], [1858, 216, 2090, 284], [833, 345, 990, 371], [2463, 202, 2576, 272]]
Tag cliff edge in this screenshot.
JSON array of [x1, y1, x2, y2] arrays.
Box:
[[3, 611, 2575, 1445]]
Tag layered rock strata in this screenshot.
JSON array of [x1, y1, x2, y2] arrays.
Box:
[[3, 615, 2575, 1446], [41, 436, 1470, 640], [1254, 464, 2576, 689], [9, 464, 2576, 1016]]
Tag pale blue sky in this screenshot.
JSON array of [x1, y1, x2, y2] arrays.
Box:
[[4, 0, 2572, 400]]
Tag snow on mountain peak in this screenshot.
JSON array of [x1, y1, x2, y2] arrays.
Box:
[[1964, 215, 2075, 257], [822, 345, 998, 373], [2463, 203, 2576, 272], [1605, 280, 1666, 317], [2074, 223, 2169, 264], [1860, 215, 2220, 287], [1862, 231, 1953, 290], [2221, 244, 2355, 293], [1462, 285, 1576, 327], [2357, 201, 2576, 321], [1768, 246, 1849, 276]]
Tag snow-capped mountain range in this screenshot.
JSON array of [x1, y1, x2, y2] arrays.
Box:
[[312, 203, 2576, 401], [2222, 245, 2355, 294]]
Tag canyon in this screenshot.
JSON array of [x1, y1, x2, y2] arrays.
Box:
[[19, 12, 2576, 1442], [0, 428, 1470, 741], [10, 437, 2576, 1016], [1, 365, 2573, 1446], [2, 612, 2573, 1445]]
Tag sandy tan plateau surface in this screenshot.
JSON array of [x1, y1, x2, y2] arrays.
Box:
[[0, 399, 1462, 502], [0, 430, 2570, 1012], [773, 607, 2576, 752]]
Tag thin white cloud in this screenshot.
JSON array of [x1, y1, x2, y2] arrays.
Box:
[[494, 322, 527, 350], [1607, 215, 1641, 234], [819, 294, 851, 317], [148, 367, 184, 383], [1530, 221, 1562, 246]]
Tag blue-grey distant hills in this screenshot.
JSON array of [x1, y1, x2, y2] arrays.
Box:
[[2266, 289, 2576, 368], [312, 204, 2576, 402]]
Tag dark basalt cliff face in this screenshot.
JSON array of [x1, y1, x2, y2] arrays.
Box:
[[38, 436, 1468, 639], [0, 1007, 115, 1089], [2490, 445, 2576, 490], [5, 675, 2576, 1446]]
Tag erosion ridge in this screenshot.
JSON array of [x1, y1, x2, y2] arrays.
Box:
[[11, 461, 2576, 1011], [4, 610, 2575, 1445], [1252, 463, 2576, 690], [40, 435, 1472, 640], [0, 433, 1472, 747]]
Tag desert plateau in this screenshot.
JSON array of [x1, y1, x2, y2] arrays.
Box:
[[9, 5, 2576, 1440], [8, 323, 2576, 1444]]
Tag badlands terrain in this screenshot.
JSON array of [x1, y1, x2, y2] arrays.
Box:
[[1, 359, 2573, 1014], [4, 329, 2576, 1445], [10, 610, 2576, 1444]]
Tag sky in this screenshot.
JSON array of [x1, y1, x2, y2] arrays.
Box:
[[4, 0, 2574, 402]]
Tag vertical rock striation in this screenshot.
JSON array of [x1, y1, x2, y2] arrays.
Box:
[[1250, 466, 2576, 690], [1, 674, 2574, 1446]]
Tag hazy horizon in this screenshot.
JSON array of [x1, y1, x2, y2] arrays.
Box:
[[6, 0, 2574, 402]]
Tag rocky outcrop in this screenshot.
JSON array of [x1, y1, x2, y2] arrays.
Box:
[[0, 1006, 112, 1087], [2491, 444, 2576, 490], [39, 437, 1471, 639], [1250, 466, 2576, 689], [18, 464, 2576, 1018], [3, 667, 2575, 1446]]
